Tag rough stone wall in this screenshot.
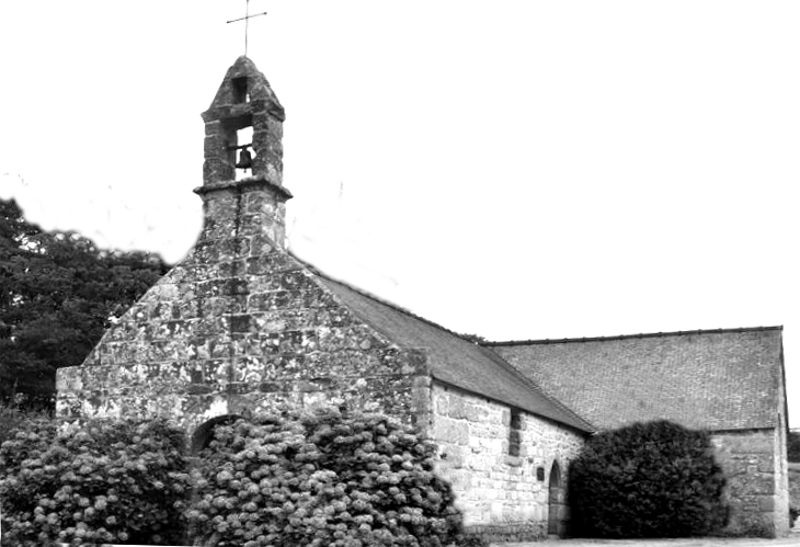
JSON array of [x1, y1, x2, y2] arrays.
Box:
[[56, 55, 434, 437], [55, 216, 431, 437], [430, 382, 585, 542], [711, 428, 789, 536], [774, 376, 791, 535]]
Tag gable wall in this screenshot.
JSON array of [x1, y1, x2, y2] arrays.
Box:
[[430, 382, 585, 542], [56, 203, 432, 434]]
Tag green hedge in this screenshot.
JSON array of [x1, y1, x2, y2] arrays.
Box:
[[568, 420, 728, 538], [0, 417, 191, 546], [188, 408, 465, 547]]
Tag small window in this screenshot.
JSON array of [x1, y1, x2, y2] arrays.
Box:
[[509, 408, 522, 456]]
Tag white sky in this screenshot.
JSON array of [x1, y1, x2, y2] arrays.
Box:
[[1, 1, 798, 427]]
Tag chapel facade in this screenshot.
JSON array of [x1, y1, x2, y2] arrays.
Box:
[[56, 56, 790, 540]]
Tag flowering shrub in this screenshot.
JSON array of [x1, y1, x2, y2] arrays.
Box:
[[0, 417, 191, 546], [188, 407, 465, 547], [0, 398, 51, 448]]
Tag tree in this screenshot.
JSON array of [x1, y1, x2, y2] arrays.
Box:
[[788, 430, 800, 463], [568, 420, 728, 538], [0, 198, 171, 409], [457, 332, 487, 345]]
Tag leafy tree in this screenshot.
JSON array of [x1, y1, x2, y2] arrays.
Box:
[[0, 198, 170, 409], [788, 430, 800, 463], [457, 332, 487, 345], [568, 420, 728, 538]]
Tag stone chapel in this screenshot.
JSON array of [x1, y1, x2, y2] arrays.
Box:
[[56, 56, 790, 540]]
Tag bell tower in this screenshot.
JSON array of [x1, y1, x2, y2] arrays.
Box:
[[195, 56, 292, 248]]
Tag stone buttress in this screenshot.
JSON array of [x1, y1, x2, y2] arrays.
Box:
[[55, 57, 431, 435]]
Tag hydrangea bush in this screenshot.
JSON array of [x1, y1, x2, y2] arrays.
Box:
[[0, 417, 191, 546], [188, 407, 465, 547]]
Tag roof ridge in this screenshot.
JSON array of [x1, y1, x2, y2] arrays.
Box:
[[486, 325, 784, 347]]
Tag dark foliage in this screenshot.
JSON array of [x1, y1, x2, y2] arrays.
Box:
[[189, 407, 465, 547], [456, 333, 487, 345], [788, 430, 800, 463], [0, 198, 170, 409], [0, 416, 191, 546], [568, 420, 728, 538]]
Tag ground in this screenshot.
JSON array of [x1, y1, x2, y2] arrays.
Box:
[[494, 538, 800, 547]]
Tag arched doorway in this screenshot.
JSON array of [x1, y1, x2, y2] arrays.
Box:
[[191, 414, 244, 454], [547, 460, 567, 537]]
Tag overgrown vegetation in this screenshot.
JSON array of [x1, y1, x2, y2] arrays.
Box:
[[0, 417, 191, 546], [788, 430, 800, 463], [0, 198, 170, 409], [189, 407, 465, 547], [0, 408, 472, 547], [568, 420, 728, 538], [0, 398, 51, 448]]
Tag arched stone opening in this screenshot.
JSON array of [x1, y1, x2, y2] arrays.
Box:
[[191, 414, 244, 454], [547, 460, 567, 537]]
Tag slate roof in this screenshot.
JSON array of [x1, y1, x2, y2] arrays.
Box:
[[488, 327, 785, 431], [310, 271, 594, 433]]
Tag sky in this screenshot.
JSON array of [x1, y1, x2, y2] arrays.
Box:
[[1, 1, 798, 427]]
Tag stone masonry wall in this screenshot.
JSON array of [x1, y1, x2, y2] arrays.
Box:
[[55, 55, 436, 459], [774, 378, 791, 535], [711, 428, 789, 536], [55, 208, 431, 437], [431, 383, 585, 542]]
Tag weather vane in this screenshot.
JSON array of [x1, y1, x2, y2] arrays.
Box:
[[227, 0, 267, 56]]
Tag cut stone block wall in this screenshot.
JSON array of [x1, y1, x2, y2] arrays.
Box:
[[711, 428, 790, 536], [430, 382, 585, 542], [775, 379, 791, 535], [55, 236, 431, 437], [54, 55, 438, 441]]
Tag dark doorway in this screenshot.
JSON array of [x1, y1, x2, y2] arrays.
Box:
[[547, 460, 567, 537], [191, 414, 244, 454]]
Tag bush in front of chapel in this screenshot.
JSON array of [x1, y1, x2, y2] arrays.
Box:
[[188, 407, 465, 547], [568, 420, 728, 538], [0, 417, 191, 546]]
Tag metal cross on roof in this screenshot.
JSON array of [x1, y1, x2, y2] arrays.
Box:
[[227, 0, 268, 56]]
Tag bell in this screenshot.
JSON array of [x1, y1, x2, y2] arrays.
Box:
[[235, 148, 253, 169]]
